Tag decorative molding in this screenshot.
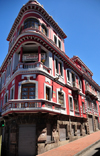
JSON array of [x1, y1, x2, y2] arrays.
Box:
[[45, 77, 51, 84], [22, 74, 36, 79]]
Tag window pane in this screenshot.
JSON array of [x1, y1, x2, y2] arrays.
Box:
[[46, 87, 50, 100], [29, 96, 35, 99], [69, 97, 73, 110], [82, 102, 85, 113], [29, 92, 35, 95], [22, 92, 28, 96], [54, 36, 57, 44], [67, 70, 70, 81], [60, 62, 63, 76], [74, 99, 79, 111], [22, 96, 28, 99], [58, 92, 64, 106], [58, 40, 61, 49], [55, 59, 58, 73], [22, 88, 28, 91], [29, 88, 35, 91]]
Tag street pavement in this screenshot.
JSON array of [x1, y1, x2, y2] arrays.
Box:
[[38, 130, 100, 156], [82, 141, 100, 156]]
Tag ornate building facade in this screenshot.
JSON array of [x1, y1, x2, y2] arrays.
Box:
[[0, 0, 100, 156]]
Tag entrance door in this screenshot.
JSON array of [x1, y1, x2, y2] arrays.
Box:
[[18, 125, 36, 156], [59, 125, 66, 141], [88, 115, 93, 133], [77, 125, 81, 136], [21, 83, 35, 99], [72, 125, 75, 136], [95, 117, 98, 130]]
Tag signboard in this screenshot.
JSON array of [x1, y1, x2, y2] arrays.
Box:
[[22, 53, 45, 62]]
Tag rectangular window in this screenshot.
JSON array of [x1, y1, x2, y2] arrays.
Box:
[[21, 83, 35, 99], [79, 79, 82, 90], [54, 35, 57, 45], [74, 99, 79, 111], [67, 70, 70, 82], [58, 40, 61, 49], [82, 102, 85, 113], [55, 59, 58, 73], [11, 88, 14, 99], [69, 96, 73, 110], [59, 62, 63, 76], [46, 87, 50, 100], [72, 73, 75, 87], [58, 92, 64, 107], [5, 93, 8, 104]]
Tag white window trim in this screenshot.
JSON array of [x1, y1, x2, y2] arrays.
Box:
[[54, 55, 64, 78], [68, 95, 74, 111], [44, 83, 52, 101], [66, 68, 82, 91], [10, 85, 15, 99], [56, 88, 66, 109], [53, 34, 62, 50], [18, 79, 38, 99]]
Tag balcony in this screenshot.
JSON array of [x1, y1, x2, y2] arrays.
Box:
[[2, 99, 66, 116], [85, 86, 98, 99], [13, 62, 51, 74], [72, 82, 80, 91]]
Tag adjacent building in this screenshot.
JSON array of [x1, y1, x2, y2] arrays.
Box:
[[0, 0, 100, 155]]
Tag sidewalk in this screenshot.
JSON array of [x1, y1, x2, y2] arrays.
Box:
[[38, 130, 100, 156]]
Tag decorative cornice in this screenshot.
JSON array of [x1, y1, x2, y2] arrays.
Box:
[[7, 1, 67, 41]]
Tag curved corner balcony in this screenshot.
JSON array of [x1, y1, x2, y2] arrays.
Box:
[[13, 62, 51, 74], [2, 99, 66, 116]]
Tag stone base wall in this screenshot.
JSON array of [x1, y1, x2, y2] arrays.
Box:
[[2, 113, 88, 156]]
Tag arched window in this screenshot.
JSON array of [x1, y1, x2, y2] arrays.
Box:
[[41, 24, 47, 36], [24, 18, 39, 29]]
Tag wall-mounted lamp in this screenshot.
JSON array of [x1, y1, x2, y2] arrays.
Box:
[[54, 75, 61, 81]]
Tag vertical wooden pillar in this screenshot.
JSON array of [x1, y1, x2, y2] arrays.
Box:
[[20, 47, 23, 62], [38, 46, 41, 62]]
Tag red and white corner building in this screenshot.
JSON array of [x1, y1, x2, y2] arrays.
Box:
[[0, 0, 100, 155]]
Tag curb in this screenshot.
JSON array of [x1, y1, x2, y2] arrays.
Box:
[[74, 139, 100, 156]]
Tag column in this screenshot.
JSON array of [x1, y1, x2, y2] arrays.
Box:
[[38, 46, 41, 62], [82, 78, 85, 94], [20, 47, 23, 62], [78, 94, 82, 117]]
